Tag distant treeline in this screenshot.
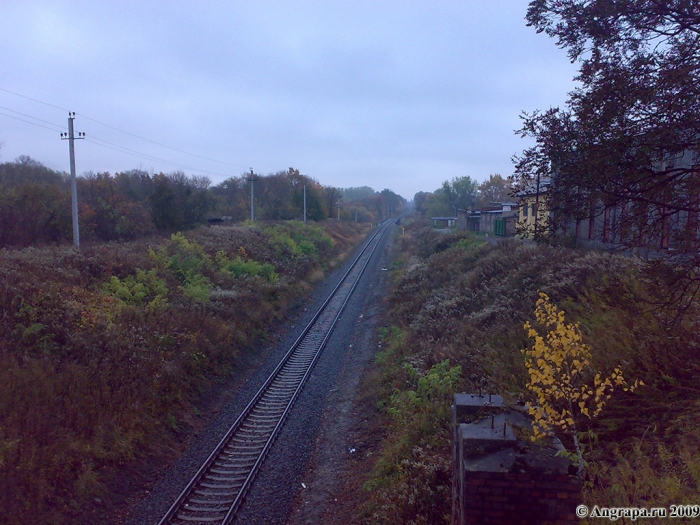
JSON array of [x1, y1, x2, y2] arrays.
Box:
[[0, 156, 405, 247]]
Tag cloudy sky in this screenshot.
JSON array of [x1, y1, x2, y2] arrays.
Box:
[[0, 1, 578, 200]]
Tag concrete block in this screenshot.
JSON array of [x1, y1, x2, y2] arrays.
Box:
[[453, 393, 505, 424], [459, 413, 517, 460]]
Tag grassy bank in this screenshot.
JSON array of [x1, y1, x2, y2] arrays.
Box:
[[360, 219, 700, 524], [0, 220, 367, 525]]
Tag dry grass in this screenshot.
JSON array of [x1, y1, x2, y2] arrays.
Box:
[[360, 219, 700, 524], [0, 220, 365, 525]]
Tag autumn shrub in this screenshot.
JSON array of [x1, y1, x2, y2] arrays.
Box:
[[362, 327, 459, 525], [362, 219, 700, 524], [522, 292, 642, 477], [0, 220, 366, 525]]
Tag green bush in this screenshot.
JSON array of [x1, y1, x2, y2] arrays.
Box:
[[103, 268, 168, 307], [363, 330, 458, 525], [182, 273, 212, 303], [264, 221, 334, 259], [217, 252, 279, 283]]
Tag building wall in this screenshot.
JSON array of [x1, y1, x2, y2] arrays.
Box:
[[517, 195, 551, 238], [546, 153, 699, 250], [461, 471, 580, 525]]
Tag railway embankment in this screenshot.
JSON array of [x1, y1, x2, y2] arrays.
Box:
[[315, 218, 700, 524], [0, 220, 367, 525]]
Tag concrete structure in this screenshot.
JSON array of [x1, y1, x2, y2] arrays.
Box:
[[430, 216, 457, 228], [458, 209, 480, 232], [482, 203, 518, 236], [452, 393, 581, 525], [456, 203, 518, 236]]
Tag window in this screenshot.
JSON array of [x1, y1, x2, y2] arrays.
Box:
[[522, 203, 529, 217]]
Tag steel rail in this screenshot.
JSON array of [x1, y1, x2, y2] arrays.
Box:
[[157, 220, 392, 525]]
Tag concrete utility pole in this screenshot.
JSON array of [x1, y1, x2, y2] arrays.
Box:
[[60, 112, 85, 248], [534, 171, 541, 239], [248, 168, 256, 222], [337, 201, 341, 221], [303, 184, 307, 223]]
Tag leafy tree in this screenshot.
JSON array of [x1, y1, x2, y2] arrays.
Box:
[[114, 169, 154, 203], [514, 0, 700, 250], [340, 186, 376, 202], [0, 157, 72, 246], [0, 183, 71, 246], [324, 186, 342, 218], [441, 176, 478, 215], [522, 292, 642, 477], [302, 181, 328, 221], [212, 168, 328, 222], [0, 156, 66, 188], [149, 172, 212, 231], [211, 175, 249, 221], [425, 191, 453, 217], [476, 174, 513, 208], [79, 172, 154, 241], [379, 188, 404, 218], [413, 191, 430, 216]]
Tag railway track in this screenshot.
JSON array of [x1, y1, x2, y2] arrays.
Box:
[[157, 220, 393, 525]]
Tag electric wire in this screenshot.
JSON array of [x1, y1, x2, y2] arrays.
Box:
[[85, 136, 233, 177], [0, 111, 64, 133], [0, 106, 235, 177], [1, 105, 241, 177], [0, 105, 65, 131], [0, 87, 250, 172], [0, 87, 69, 113], [77, 113, 250, 169]]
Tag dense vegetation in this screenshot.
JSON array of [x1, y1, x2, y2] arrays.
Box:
[[513, 1, 699, 252], [0, 219, 367, 524], [0, 156, 405, 247], [413, 174, 512, 218], [360, 219, 700, 524]]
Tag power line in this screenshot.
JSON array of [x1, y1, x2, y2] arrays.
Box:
[[78, 114, 250, 169], [85, 136, 235, 178], [0, 87, 69, 112], [0, 106, 239, 177], [0, 105, 65, 131], [0, 86, 250, 169], [0, 111, 64, 133]]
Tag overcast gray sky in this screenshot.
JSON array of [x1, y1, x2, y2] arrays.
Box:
[[0, 1, 578, 200]]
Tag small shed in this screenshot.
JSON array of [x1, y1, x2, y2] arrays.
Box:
[[430, 216, 457, 229]]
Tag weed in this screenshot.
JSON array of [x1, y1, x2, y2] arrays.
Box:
[[0, 220, 366, 524], [360, 219, 700, 524]]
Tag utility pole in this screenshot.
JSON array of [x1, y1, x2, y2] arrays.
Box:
[[60, 112, 85, 248], [534, 171, 540, 240], [337, 201, 341, 221], [303, 184, 307, 223], [355, 207, 358, 223], [247, 168, 256, 222]]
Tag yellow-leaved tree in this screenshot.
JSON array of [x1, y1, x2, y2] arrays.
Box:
[[522, 292, 642, 478]]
